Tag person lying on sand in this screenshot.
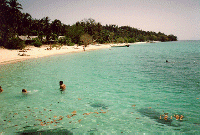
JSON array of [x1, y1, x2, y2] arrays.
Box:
[[19, 50, 27, 52], [0, 86, 3, 92], [18, 53, 30, 56], [59, 81, 66, 91], [46, 48, 52, 50]]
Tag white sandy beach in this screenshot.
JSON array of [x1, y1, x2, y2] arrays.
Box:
[[0, 44, 111, 65], [0, 42, 152, 65]]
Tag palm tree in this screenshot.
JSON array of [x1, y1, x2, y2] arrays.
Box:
[[0, 0, 9, 46], [51, 19, 62, 37], [8, 0, 22, 10], [42, 17, 51, 37], [21, 13, 32, 35], [0, 0, 9, 28], [7, 0, 23, 36], [0, 0, 23, 46], [0, 0, 8, 6], [30, 19, 40, 35]]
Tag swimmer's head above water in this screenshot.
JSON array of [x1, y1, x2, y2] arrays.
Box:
[[22, 89, 27, 93], [59, 81, 66, 90], [59, 81, 63, 85], [0, 86, 3, 92]]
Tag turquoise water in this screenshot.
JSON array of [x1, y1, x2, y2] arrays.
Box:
[[0, 41, 199, 134]]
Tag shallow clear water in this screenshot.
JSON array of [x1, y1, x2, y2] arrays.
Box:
[[0, 41, 200, 134]]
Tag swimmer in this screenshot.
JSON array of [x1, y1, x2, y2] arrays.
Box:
[[59, 81, 66, 91], [22, 89, 27, 93], [166, 60, 170, 63], [0, 86, 3, 92]]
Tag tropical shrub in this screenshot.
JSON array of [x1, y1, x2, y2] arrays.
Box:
[[66, 37, 75, 46], [116, 37, 124, 43], [51, 34, 58, 41], [38, 32, 45, 41], [96, 38, 104, 44], [128, 38, 136, 43], [58, 37, 64, 45], [137, 35, 146, 42], [58, 37, 74, 46], [32, 41, 42, 47], [31, 38, 42, 47], [124, 37, 129, 43], [0, 38, 3, 47], [68, 42, 75, 46], [80, 34, 92, 46], [6, 37, 25, 49], [158, 35, 168, 42]]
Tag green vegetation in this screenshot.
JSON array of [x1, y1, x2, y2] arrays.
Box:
[[58, 37, 74, 46], [31, 38, 42, 47], [80, 34, 93, 47], [117, 37, 125, 43], [0, 0, 177, 49], [6, 37, 25, 49]]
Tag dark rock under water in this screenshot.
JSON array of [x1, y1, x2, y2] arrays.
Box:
[[137, 108, 181, 127], [90, 103, 108, 109], [16, 128, 73, 135]]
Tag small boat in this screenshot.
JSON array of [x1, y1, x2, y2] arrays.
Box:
[[111, 44, 130, 47]]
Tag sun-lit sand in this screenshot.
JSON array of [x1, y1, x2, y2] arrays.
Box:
[[0, 44, 111, 65], [0, 42, 152, 65]]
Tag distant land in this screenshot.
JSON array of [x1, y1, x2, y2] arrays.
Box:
[[1, 0, 177, 49]]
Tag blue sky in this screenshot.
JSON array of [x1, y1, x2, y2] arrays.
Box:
[[18, 0, 200, 40]]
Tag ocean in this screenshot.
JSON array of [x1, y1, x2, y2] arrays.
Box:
[[0, 40, 199, 134]]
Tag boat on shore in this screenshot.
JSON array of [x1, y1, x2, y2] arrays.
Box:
[[111, 44, 130, 47]]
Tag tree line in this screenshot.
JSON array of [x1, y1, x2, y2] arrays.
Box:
[[0, 0, 177, 49]]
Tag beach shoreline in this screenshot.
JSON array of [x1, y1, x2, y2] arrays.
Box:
[[0, 44, 112, 65], [0, 42, 151, 65]]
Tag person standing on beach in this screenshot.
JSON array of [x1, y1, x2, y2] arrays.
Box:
[[59, 81, 66, 90], [0, 86, 3, 92], [83, 46, 86, 51]]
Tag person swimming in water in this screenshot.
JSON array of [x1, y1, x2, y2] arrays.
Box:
[[22, 89, 27, 93], [0, 86, 3, 92], [59, 81, 66, 91]]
